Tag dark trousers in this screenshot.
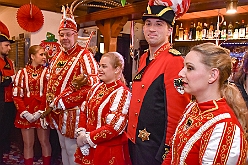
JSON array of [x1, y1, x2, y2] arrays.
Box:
[[128, 139, 161, 165], [50, 128, 61, 160], [0, 102, 16, 162]]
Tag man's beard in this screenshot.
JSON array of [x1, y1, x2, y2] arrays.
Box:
[[0, 52, 8, 57]]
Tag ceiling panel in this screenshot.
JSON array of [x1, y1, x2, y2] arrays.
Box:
[[179, 5, 248, 20]]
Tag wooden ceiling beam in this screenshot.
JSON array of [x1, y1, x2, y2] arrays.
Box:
[[75, 1, 147, 24], [0, 0, 74, 13], [75, 0, 248, 25], [188, 0, 248, 13]]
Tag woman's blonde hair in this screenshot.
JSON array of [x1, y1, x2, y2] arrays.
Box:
[[101, 52, 126, 84], [191, 42, 248, 139], [27, 45, 44, 64]]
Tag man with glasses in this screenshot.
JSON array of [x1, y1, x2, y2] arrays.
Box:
[[127, 0, 191, 165], [45, 6, 99, 165]]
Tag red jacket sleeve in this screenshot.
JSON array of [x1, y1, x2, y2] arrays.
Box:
[[13, 69, 26, 113], [38, 68, 48, 111]]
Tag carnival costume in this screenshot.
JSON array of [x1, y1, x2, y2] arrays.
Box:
[[46, 5, 99, 165], [13, 65, 48, 128], [74, 80, 132, 165], [0, 21, 16, 164], [127, 42, 190, 164], [163, 98, 248, 165]]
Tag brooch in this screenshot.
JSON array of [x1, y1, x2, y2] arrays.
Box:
[[57, 61, 66, 68], [138, 128, 150, 141], [174, 78, 184, 94]]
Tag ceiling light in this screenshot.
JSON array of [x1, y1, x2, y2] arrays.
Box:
[[226, 0, 238, 14]]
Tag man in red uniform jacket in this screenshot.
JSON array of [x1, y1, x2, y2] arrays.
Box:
[[127, 0, 191, 165], [45, 5, 99, 165], [0, 21, 16, 165]]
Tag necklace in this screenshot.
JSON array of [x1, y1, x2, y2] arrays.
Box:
[[30, 65, 41, 79]]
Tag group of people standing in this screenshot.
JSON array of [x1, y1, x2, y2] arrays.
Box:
[[1, 0, 248, 165]]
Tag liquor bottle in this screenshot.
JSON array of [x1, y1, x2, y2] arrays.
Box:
[[208, 22, 214, 39], [233, 21, 239, 39], [202, 23, 208, 39], [184, 28, 189, 40], [214, 22, 220, 39], [188, 22, 194, 40], [221, 21, 227, 39], [228, 22, 233, 39], [175, 24, 179, 40], [239, 20, 246, 38], [246, 24, 248, 39], [200, 23, 203, 39], [192, 23, 196, 40], [196, 22, 202, 40], [179, 23, 184, 40]]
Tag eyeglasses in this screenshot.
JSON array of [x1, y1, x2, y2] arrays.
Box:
[[58, 33, 75, 38]]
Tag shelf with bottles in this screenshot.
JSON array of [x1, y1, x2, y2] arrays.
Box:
[[173, 13, 248, 42]]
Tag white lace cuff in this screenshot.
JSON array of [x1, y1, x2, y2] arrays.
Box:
[[86, 132, 97, 148]]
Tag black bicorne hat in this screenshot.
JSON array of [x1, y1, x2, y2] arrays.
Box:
[[142, 5, 176, 26]]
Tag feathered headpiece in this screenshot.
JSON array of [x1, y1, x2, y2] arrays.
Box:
[[0, 21, 14, 43], [142, 0, 190, 26], [58, 5, 77, 32]]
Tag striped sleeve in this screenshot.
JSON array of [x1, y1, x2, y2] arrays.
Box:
[[202, 122, 247, 165], [89, 88, 131, 145], [80, 50, 99, 85], [12, 69, 26, 113]]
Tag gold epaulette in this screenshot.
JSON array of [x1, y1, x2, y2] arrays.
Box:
[[169, 48, 181, 56]]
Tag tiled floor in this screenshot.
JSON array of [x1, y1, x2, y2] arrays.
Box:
[[2, 143, 62, 165]]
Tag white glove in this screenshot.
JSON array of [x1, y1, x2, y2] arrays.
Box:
[[33, 110, 44, 121], [75, 127, 86, 137], [77, 131, 87, 147], [22, 111, 35, 123], [80, 144, 90, 156], [40, 118, 49, 129]]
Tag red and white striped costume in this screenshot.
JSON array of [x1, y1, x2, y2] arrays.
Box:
[[75, 80, 132, 165], [163, 98, 248, 165], [47, 43, 99, 139], [13, 65, 48, 128]]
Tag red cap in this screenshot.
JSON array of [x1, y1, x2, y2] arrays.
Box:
[[0, 21, 14, 43], [58, 5, 77, 32]]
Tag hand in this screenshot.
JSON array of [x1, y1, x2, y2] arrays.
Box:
[[77, 132, 87, 147], [22, 112, 35, 123], [41, 107, 53, 119], [33, 110, 44, 121], [40, 118, 49, 129], [75, 127, 86, 137], [0, 76, 12, 87], [71, 73, 88, 90]]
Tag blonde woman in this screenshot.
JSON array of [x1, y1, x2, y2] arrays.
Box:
[[13, 45, 51, 165], [163, 43, 248, 165], [75, 52, 132, 165]]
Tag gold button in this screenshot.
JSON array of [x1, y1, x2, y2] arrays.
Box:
[[135, 113, 138, 116], [132, 125, 135, 128], [138, 99, 140, 102], [131, 138, 134, 140], [141, 84, 144, 88]]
